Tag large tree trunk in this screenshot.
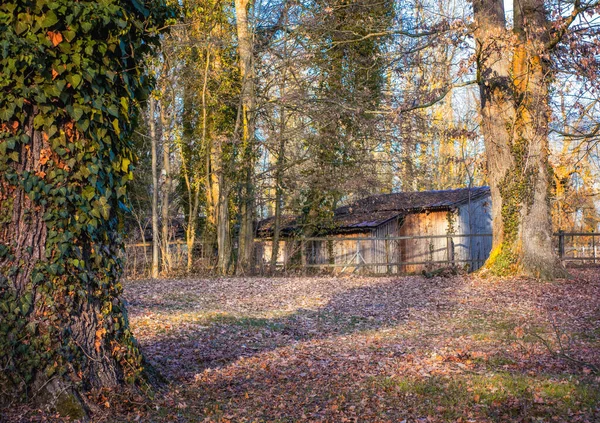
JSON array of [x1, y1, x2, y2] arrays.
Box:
[[0, 111, 145, 418], [473, 0, 566, 279], [0, 1, 164, 417]]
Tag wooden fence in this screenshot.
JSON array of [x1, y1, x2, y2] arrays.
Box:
[[121, 231, 600, 279], [121, 240, 216, 279], [254, 233, 493, 275]]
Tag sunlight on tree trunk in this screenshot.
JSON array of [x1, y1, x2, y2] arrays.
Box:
[[473, 0, 566, 279], [235, 0, 256, 274], [150, 97, 160, 279]]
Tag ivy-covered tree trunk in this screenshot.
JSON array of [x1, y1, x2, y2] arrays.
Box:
[[473, 0, 566, 279], [0, 0, 167, 416]]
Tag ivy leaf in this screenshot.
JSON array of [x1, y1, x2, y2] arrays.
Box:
[[107, 104, 119, 117], [82, 185, 95, 201], [15, 20, 28, 35], [131, 0, 150, 18], [112, 119, 120, 135], [81, 21, 92, 33], [71, 105, 84, 122], [121, 157, 131, 172], [67, 74, 82, 89], [97, 197, 111, 220], [47, 31, 63, 46], [0, 103, 16, 121], [40, 10, 59, 28], [63, 29, 76, 42], [120, 97, 129, 113]]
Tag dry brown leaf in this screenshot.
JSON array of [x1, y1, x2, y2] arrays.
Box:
[[47, 31, 63, 46]]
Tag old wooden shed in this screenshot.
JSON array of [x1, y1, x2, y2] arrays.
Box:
[[256, 186, 493, 273]]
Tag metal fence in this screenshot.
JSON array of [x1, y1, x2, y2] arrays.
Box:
[[121, 240, 217, 279], [557, 231, 600, 266]]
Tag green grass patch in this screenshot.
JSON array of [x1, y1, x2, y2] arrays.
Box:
[[373, 371, 600, 421]]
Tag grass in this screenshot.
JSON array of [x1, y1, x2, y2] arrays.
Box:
[[375, 372, 600, 420]]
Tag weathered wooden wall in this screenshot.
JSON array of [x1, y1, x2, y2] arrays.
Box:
[[397, 210, 451, 273], [454, 195, 493, 270]]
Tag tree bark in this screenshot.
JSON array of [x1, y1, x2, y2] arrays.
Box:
[[473, 0, 566, 279], [150, 97, 160, 279], [160, 85, 171, 273], [0, 111, 145, 418], [235, 0, 256, 274]]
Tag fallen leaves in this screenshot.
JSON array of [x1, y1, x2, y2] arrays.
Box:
[[5, 271, 600, 422]]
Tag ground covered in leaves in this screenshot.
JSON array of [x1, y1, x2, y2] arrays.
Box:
[[7, 270, 600, 422]]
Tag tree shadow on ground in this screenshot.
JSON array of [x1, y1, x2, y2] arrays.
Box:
[[123, 273, 600, 422], [131, 276, 460, 381]]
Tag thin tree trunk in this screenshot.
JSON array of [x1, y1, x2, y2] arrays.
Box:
[[217, 171, 231, 275], [235, 0, 256, 274], [150, 97, 160, 278], [160, 92, 171, 273], [270, 75, 288, 273], [202, 52, 218, 247]]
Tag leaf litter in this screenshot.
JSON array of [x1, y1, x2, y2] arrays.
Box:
[[6, 270, 600, 422]]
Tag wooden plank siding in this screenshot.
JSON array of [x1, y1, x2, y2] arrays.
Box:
[[455, 195, 493, 271], [397, 211, 452, 273]]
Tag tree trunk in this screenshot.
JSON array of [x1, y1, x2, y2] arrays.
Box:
[[0, 111, 145, 418], [270, 80, 287, 273], [235, 0, 256, 274], [202, 52, 218, 249], [150, 97, 160, 279], [473, 0, 566, 279], [216, 171, 231, 275], [0, 1, 165, 416], [160, 91, 171, 273]]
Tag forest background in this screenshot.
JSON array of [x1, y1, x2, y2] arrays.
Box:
[[128, 0, 600, 276]]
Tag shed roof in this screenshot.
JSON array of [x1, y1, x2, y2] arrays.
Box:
[[257, 186, 490, 236]]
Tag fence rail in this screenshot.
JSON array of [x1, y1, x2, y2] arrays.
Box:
[[556, 231, 599, 265], [121, 231, 599, 279], [253, 233, 493, 275]]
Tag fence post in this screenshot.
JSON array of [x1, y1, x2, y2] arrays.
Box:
[[385, 235, 391, 275], [558, 229, 565, 260], [301, 238, 307, 275], [356, 239, 360, 272], [446, 236, 455, 266], [593, 230, 596, 264]]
